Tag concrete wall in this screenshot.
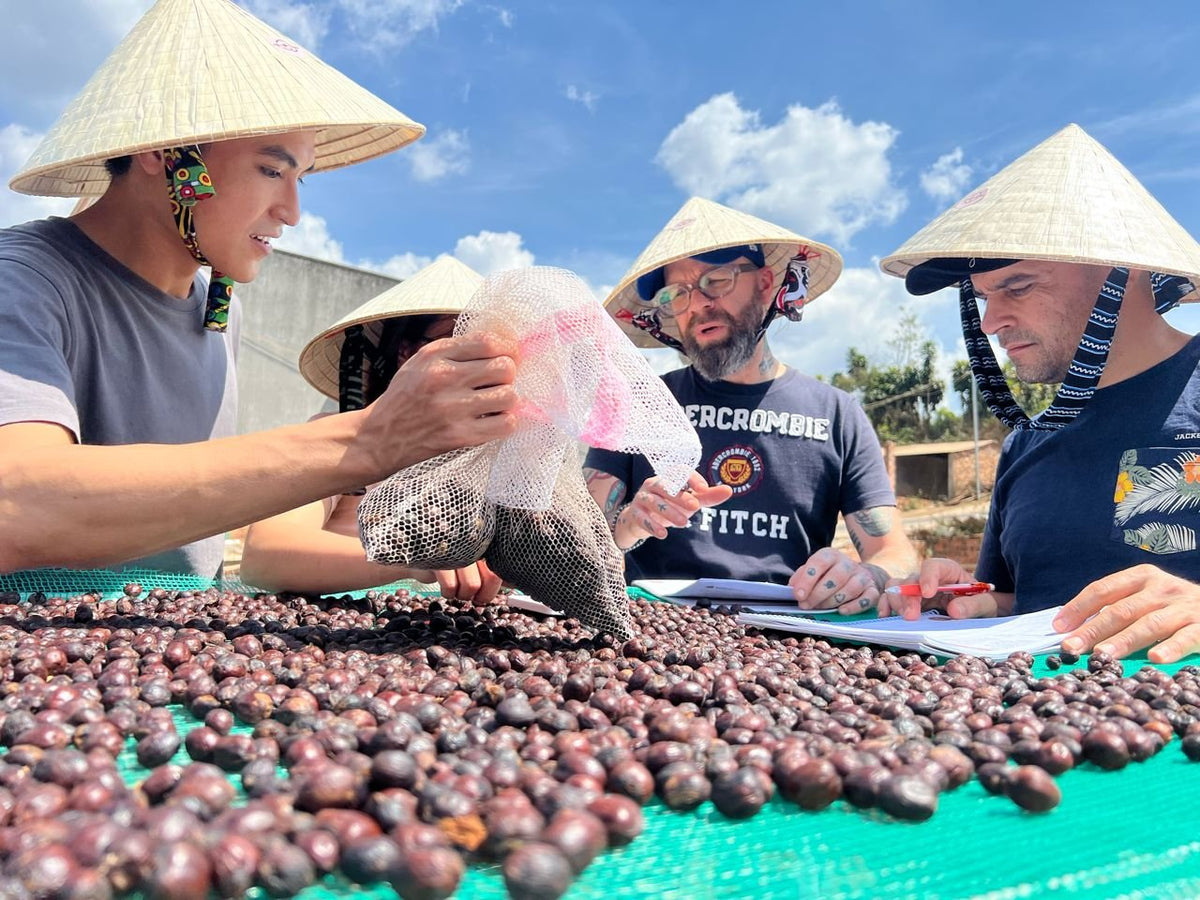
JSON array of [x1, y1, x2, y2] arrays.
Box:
[[233, 250, 398, 434]]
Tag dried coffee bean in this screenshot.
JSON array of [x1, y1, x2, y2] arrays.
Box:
[[540, 808, 607, 874], [655, 761, 710, 811], [605, 760, 654, 804], [877, 773, 938, 821], [587, 794, 644, 846], [1182, 733, 1200, 761], [502, 841, 574, 900], [388, 845, 464, 900], [774, 757, 841, 811], [710, 768, 768, 819], [1081, 731, 1130, 770], [144, 841, 211, 900], [136, 731, 182, 768], [340, 835, 403, 885], [1006, 765, 1061, 812]]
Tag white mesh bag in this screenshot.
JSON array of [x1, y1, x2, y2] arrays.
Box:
[[359, 266, 701, 637]]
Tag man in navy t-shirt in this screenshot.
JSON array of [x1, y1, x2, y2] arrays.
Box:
[[881, 124, 1200, 662], [585, 198, 918, 615]]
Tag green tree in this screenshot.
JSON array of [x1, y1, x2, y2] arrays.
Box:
[[830, 311, 945, 443]]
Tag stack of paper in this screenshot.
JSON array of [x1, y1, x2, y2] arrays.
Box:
[[632, 578, 840, 616], [738, 606, 1064, 661]]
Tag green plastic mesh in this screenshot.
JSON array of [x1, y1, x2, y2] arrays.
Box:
[[11, 574, 1200, 897]]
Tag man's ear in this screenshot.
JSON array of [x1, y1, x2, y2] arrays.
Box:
[[757, 265, 775, 302], [132, 150, 164, 176]]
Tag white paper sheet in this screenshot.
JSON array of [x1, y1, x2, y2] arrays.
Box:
[[738, 606, 1064, 661], [633, 578, 842, 615]]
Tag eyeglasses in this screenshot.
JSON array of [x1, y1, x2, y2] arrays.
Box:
[[646, 263, 761, 316]]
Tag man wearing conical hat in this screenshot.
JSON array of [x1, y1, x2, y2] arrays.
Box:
[[880, 123, 1200, 662], [241, 256, 504, 605], [0, 0, 518, 583], [585, 197, 917, 612]]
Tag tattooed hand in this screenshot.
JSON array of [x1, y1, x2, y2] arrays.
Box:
[[614, 472, 732, 550], [788, 547, 887, 616]]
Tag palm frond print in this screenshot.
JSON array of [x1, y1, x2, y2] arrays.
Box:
[[1114, 451, 1200, 526], [1122, 521, 1197, 555]]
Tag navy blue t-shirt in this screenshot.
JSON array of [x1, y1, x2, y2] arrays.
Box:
[[978, 334, 1200, 612], [585, 366, 895, 584]]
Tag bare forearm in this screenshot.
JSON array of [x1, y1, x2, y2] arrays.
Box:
[[0, 413, 378, 572], [240, 523, 422, 594]]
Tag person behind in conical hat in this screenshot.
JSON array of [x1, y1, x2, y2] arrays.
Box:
[[240, 256, 504, 603], [879, 123, 1200, 662], [0, 0, 518, 584], [585, 197, 918, 612]]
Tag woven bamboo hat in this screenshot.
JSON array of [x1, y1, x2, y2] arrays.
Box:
[[10, 0, 425, 198], [880, 124, 1200, 301], [606, 197, 843, 348], [299, 256, 482, 400]]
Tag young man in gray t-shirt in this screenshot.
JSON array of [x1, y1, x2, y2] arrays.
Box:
[[0, 0, 519, 582]]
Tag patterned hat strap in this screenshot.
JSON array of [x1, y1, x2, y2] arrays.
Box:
[[624, 307, 684, 352], [1151, 273, 1195, 314], [164, 145, 235, 333], [959, 279, 1030, 430], [756, 254, 811, 341], [338, 325, 370, 412], [961, 267, 1129, 432]]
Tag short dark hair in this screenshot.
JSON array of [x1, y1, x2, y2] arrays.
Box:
[[104, 156, 133, 178]]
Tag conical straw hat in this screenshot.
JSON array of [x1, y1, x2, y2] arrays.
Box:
[[299, 255, 483, 400], [881, 124, 1200, 300], [10, 0, 424, 198], [606, 197, 843, 348]]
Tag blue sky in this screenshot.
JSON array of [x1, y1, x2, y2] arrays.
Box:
[[5, 0, 1200, 397]]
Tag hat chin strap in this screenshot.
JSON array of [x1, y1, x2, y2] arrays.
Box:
[[961, 268, 1129, 431], [164, 145, 235, 333]]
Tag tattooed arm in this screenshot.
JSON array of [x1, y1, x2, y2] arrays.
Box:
[[846, 506, 919, 587], [788, 506, 919, 616]]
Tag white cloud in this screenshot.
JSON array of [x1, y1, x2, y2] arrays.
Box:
[[565, 85, 598, 112], [496, 7, 514, 27], [336, 0, 465, 50], [768, 264, 960, 389], [920, 147, 973, 205], [242, 0, 331, 52], [0, 125, 75, 228], [409, 130, 470, 182], [374, 252, 435, 280], [656, 94, 906, 246], [274, 211, 346, 263], [452, 230, 534, 275], [277, 216, 536, 281], [0, 1, 153, 116]]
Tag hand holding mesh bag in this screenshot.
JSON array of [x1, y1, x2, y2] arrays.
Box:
[[359, 267, 701, 637]]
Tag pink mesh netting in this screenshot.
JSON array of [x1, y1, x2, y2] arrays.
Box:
[[358, 267, 701, 638]]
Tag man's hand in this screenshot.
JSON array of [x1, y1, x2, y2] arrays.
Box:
[[433, 559, 504, 606], [789, 548, 890, 615], [1053, 564, 1200, 663], [359, 333, 520, 477], [876, 557, 1013, 621], [613, 471, 732, 549]]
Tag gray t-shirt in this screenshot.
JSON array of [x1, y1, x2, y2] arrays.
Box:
[[0, 216, 241, 578]]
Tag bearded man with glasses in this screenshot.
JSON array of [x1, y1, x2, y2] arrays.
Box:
[[584, 198, 917, 614]]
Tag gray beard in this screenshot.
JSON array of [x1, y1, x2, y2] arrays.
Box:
[[682, 304, 763, 381]]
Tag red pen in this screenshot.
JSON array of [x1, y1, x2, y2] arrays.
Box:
[[884, 582, 994, 597]]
